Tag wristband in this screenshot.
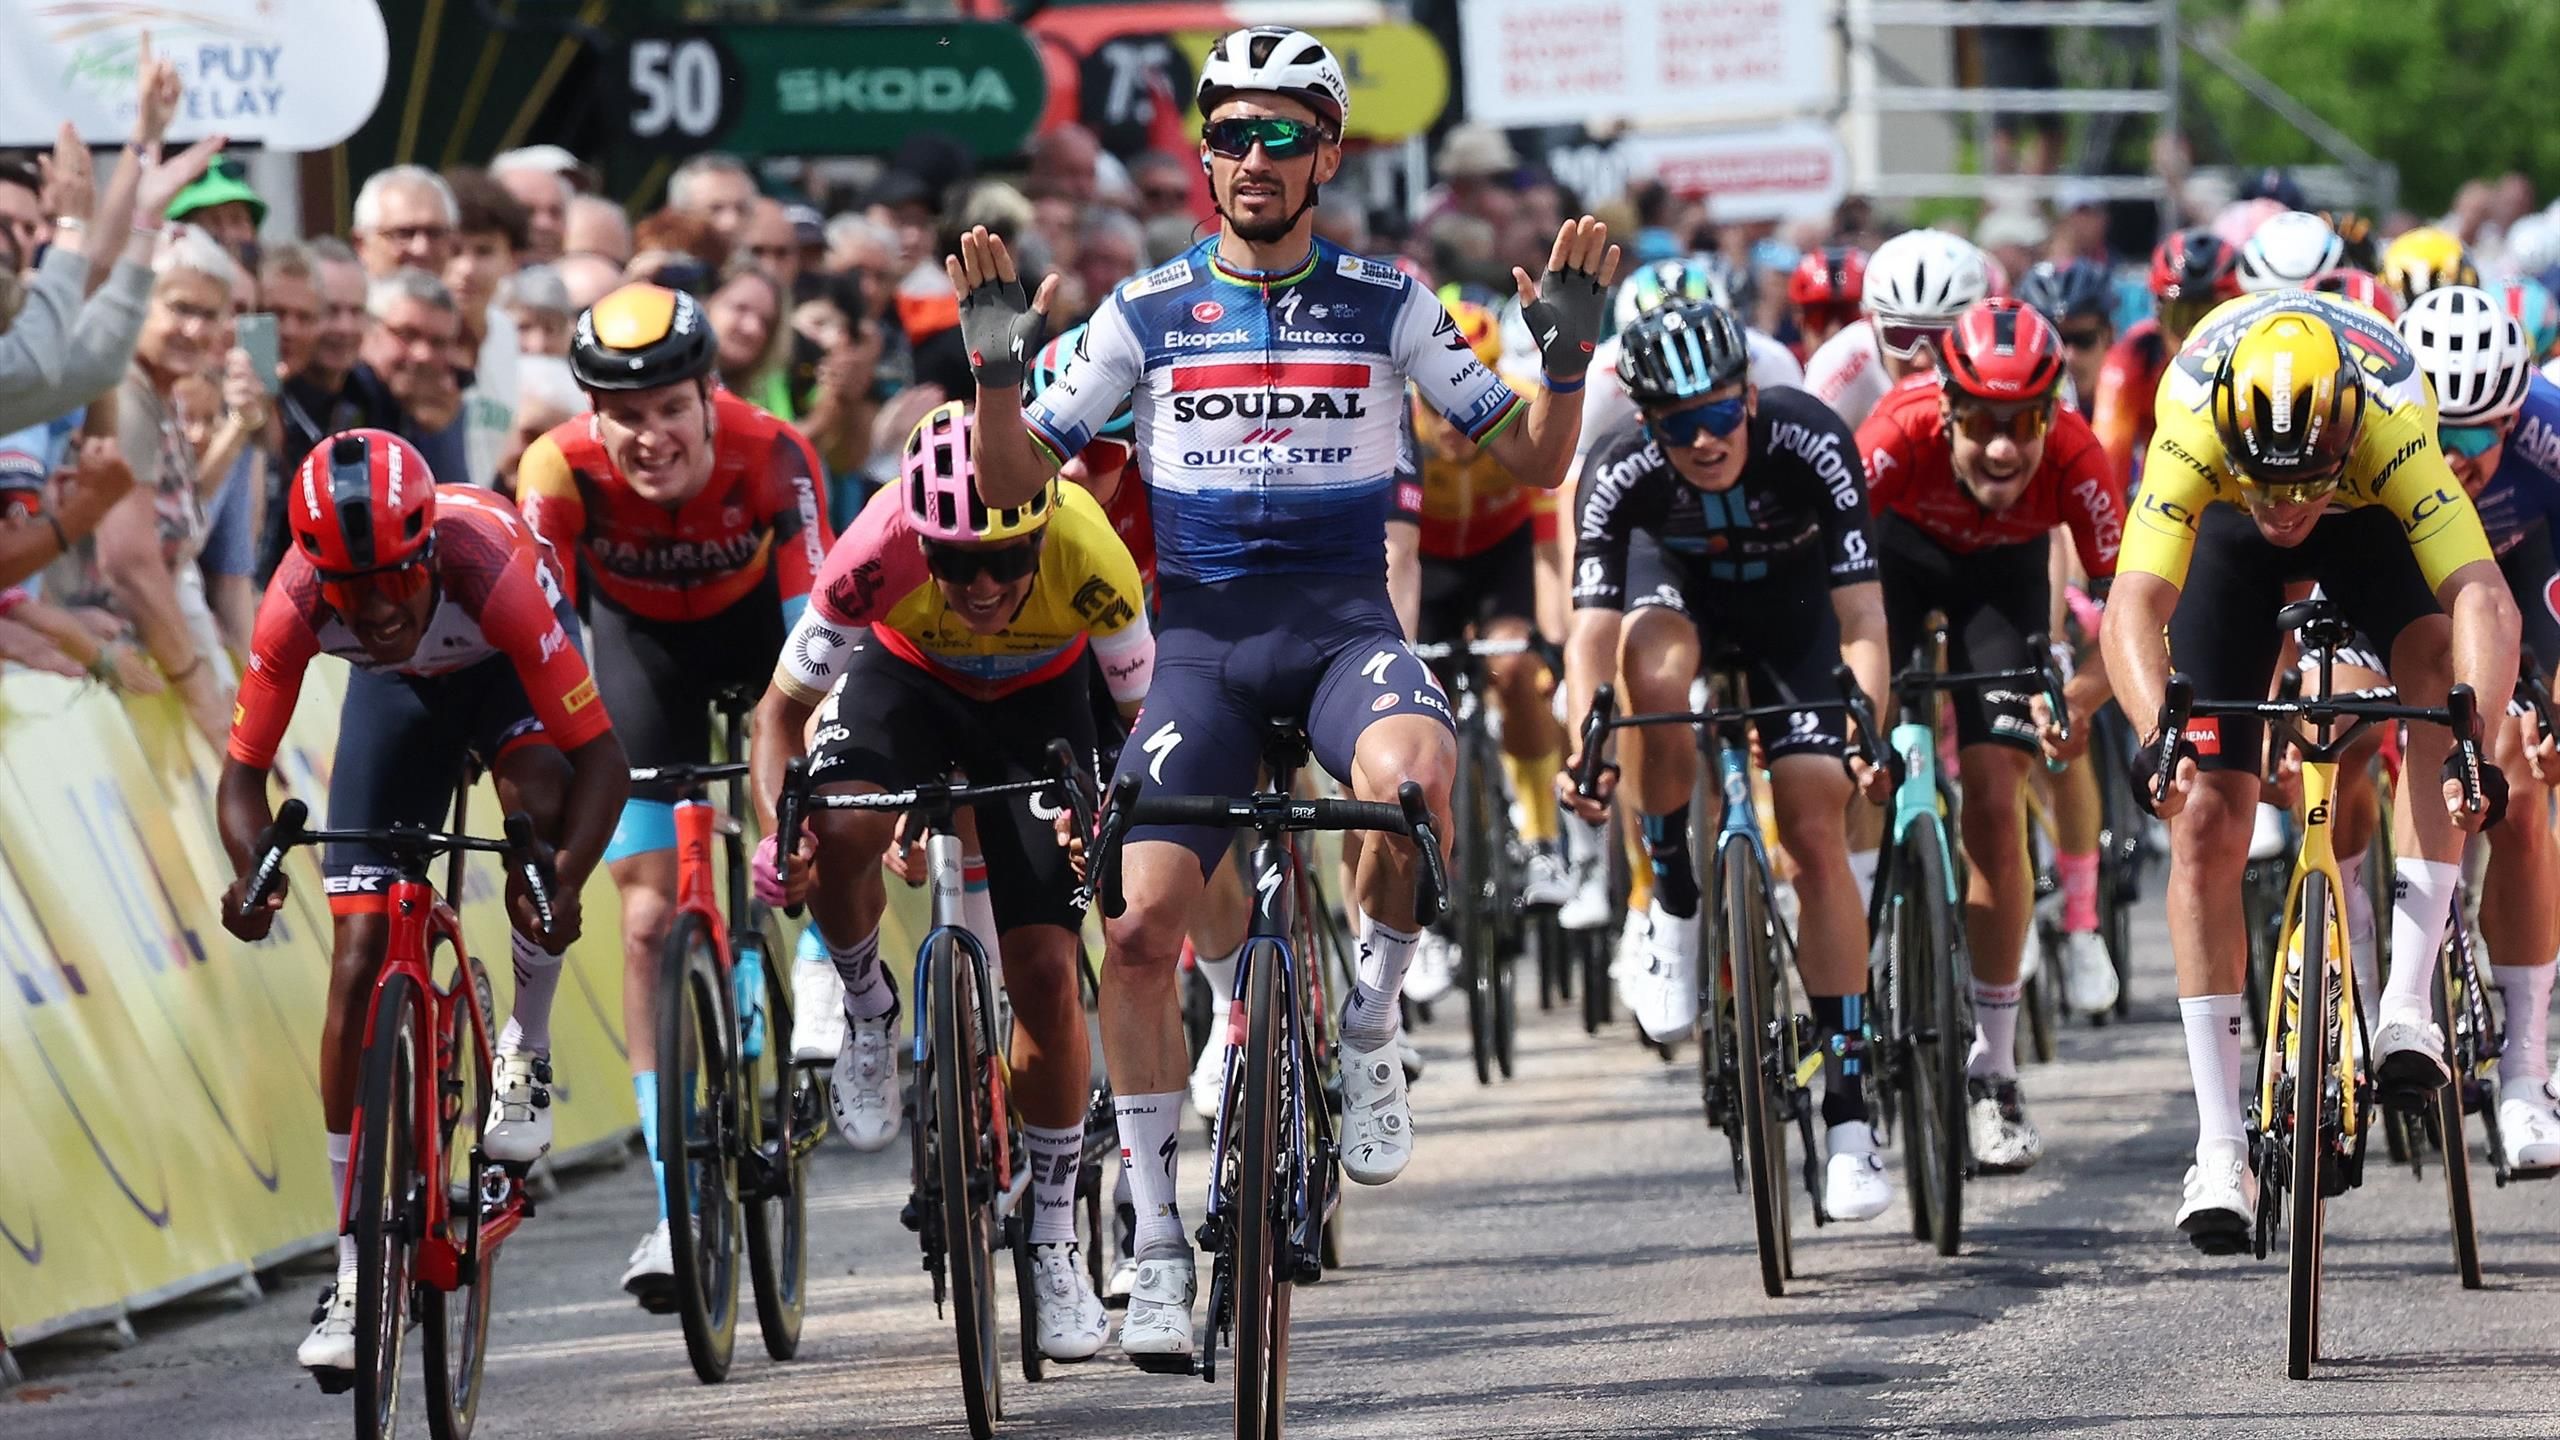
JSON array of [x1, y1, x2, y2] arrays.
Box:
[[1542, 370, 1586, 394], [53, 216, 85, 236], [42, 513, 69, 555]]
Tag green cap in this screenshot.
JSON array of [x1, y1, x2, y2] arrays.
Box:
[[165, 158, 267, 226]]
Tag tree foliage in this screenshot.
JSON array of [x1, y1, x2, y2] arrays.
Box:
[[2187, 0, 2560, 211]]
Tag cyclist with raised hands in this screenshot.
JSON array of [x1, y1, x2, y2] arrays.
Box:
[[2093, 228, 2244, 491], [2099, 291, 2522, 1249], [1855, 298, 2125, 1172], [216, 431, 630, 1377], [2398, 285, 2560, 1169], [1805, 228, 1990, 429], [750, 400, 1151, 1359], [513, 281, 834, 1306], [939, 22, 1616, 1364], [1561, 299, 1897, 1218], [2236, 210, 2346, 294]]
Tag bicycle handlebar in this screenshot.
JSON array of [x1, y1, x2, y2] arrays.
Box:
[[2149, 674, 2488, 814], [627, 760, 751, 787], [1892, 630, 2071, 749], [1409, 637, 1534, 660], [2520, 655, 2560, 750], [773, 747, 1085, 918], [243, 797, 557, 929], [1087, 773, 1446, 928], [1570, 666, 1883, 794]]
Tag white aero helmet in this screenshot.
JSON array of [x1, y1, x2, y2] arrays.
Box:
[[1195, 27, 1351, 130], [2399, 284, 2534, 424], [2237, 211, 2345, 293], [1865, 228, 1988, 324]]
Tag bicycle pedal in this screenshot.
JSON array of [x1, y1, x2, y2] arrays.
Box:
[[899, 1197, 922, 1232], [1127, 1350, 1200, 1377], [308, 1365, 357, 1396]]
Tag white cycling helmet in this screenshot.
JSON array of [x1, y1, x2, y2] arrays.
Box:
[[1864, 229, 1988, 324], [1612, 255, 1732, 334], [2237, 211, 2345, 293], [2506, 213, 2560, 280], [1195, 27, 1351, 129], [2400, 285, 2534, 424]]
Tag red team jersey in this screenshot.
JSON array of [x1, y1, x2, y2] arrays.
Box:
[[1856, 374, 2125, 577]]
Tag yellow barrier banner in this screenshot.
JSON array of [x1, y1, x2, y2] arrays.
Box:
[[0, 661, 637, 1345]]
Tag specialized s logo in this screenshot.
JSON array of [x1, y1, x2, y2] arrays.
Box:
[[1141, 721, 1183, 783]]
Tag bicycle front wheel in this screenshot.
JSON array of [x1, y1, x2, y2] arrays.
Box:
[[659, 911, 740, 1383], [2434, 938, 2481, 1290], [2286, 873, 2332, 1381], [742, 925, 813, 1360], [1724, 847, 1791, 1296], [422, 944, 494, 1440], [353, 971, 424, 1440], [1897, 827, 1967, 1256], [933, 935, 1003, 1437], [1233, 936, 1290, 1439]]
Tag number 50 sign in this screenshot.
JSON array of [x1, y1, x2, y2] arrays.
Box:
[[617, 31, 744, 153]]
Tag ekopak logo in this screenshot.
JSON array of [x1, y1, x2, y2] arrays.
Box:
[[1192, 301, 1225, 325]]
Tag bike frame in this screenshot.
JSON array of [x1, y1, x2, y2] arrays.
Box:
[[912, 829, 1014, 1205], [1201, 824, 1318, 1297], [2261, 737, 2360, 1146]]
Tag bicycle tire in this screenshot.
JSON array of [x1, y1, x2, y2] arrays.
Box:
[[742, 927, 811, 1361], [2287, 872, 2331, 1381], [422, 945, 494, 1440], [1725, 846, 1790, 1296], [353, 971, 422, 1440], [1462, 733, 1498, 1086], [2435, 942, 2482, 1290], [2023, 929, 2059, 1066], [2094, 721, 2137, 1022], [1900, 826, 1967, 1257], [659, 911, 740, 1384], [1013, 1217, 1044, 1385], [1232, 933, 1289, 1438], [935, 934, 1003, 1437]]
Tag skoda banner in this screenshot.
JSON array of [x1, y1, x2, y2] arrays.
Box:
[[0, 0, 388, 150], [616, 21, 1047, 161]]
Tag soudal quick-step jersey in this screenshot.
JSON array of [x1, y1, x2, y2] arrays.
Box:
[[1025, 237, 1524, 586]]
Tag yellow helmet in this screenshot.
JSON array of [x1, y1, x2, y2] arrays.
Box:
[[2380, 227, 2479, 306], [2209, 307, 2365, 501]]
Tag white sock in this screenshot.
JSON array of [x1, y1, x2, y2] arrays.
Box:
[[828, 928, 898, 1023], [2339, 853, 2376, 1028], [1847, 848, 1881, 909], [1193, 942, 1240, 1002], [2384, 859, 2461, 1019], [2496, 962, 2556, 1087], [2180, 995, 2249, 1157], [1966, 978, 2023, 1079], [1024, 1121, 1084, 1245], [1113, 1091, 1185, 1256], [960, 852, 1003, 985], [1341, 911, 1417, 1051], [502, 930, 564, 1054], [327, 1132, 357, 1275], [1563, 812, 1606, 868]]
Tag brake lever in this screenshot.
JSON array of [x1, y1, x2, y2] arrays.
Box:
[[1833, 663, 1884, 777], [2151, 675, 2195, 812], [1093, 774, 1140, 921], [503, 811, 556, 935], [777, 755, 809, 919], [2446, 683, 2486, 814], [1574, 684, 1617, 800], [244, 797, 309, 913], [1397, 780, 1448, 928]]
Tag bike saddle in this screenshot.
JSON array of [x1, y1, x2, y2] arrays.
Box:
[[2276, 598, 2352, 657], [713, 682, 760, 719], [1261, 717, 1313, 774]]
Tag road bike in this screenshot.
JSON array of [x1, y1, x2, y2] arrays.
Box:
[[630, 690, 828, 1383], [2147, 597, 2488, 1380], [1414, 636, 1535, 1085], [1868, 628, 2067, 1257], [778, 743, 1100, 1437], [1090, 719, 1446, 1438], [1572, 660, 1880, 1296], [243, 797, 554, 1440]]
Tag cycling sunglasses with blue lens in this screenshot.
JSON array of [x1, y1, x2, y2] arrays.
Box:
[[1204, 116, 1324, 160], [2439, 422, 2510, 460], [1647, 394, 1751, 447]]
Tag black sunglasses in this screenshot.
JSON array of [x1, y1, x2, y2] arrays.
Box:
[[2059, 325, 2109, 351], [923, 537, 1042, 585], [1204, 116, 1326, 161]]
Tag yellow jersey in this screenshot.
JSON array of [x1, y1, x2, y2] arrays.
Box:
[[2127, 291, 2494, 592]]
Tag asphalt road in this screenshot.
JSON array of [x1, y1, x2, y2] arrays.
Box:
[[10, 905, 2560, 1439]]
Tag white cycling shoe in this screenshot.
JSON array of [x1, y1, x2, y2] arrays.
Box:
[[2247, 802, 2290, 861], [621, 1218, 677, 1312], [1338, 1032, 1415, 1184], [297, 1274, 358, 1372], [2372, 1007, 2452, 1102], [1031, 1242, 1111, 1360], [1188, 1038, 1230, 1120], [831, 1012, 903, 1151], [483, 1049, 553, 1164], [2499, 1095, 2560, 1173], [1519, 845, 1574, 908], [1823, 1121, 1894, 1222], [1559, 856, 1614, 932], [1119, 1249, 1196, 1366], [1967, 1076, 2044, 1173], [1404, 931, 1458, 1007], [791, 942, 847, 1063], [2061, 931, 2119, 1017], [2177, 1141, 2256, 1255], [1623, 901, 1699, 1043]]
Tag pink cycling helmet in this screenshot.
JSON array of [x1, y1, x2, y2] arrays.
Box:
[[900, 399, 1056, 543]]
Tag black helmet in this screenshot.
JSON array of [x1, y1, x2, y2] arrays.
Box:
[[2016, 260, 2113, 327], [570, 283, 718, 393], [1617, 300, 1750, 406]]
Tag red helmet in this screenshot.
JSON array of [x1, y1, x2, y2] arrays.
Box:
[[2148, 226, 2243, 303], [2306, 267, 2400, 322], [289, 429, 437, 576], [1787, 245, 1868, 308], [1937, 298, 2065, 404]]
